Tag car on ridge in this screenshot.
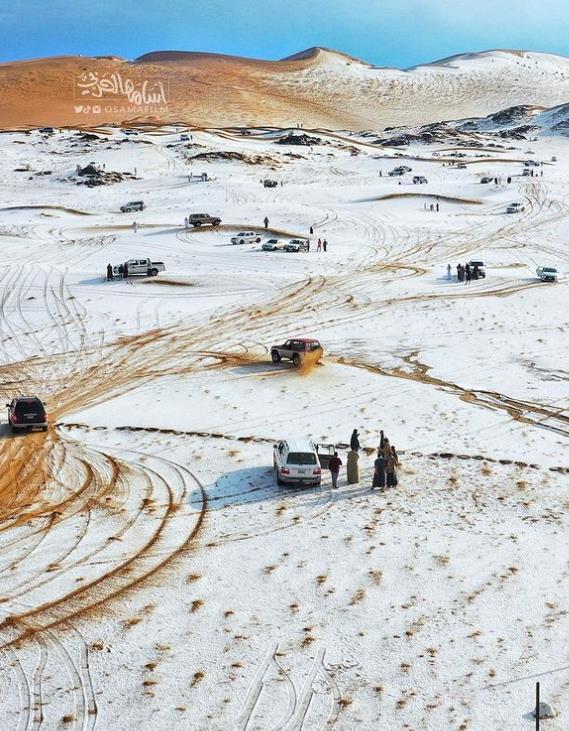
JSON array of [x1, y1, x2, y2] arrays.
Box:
[[188, 213, 222, 227]]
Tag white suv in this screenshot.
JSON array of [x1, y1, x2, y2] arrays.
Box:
[[231, 231, 261, 245], [273, 439, 322, 487]]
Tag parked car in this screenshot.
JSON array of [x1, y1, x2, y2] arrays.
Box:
[[240, 129, 252, 136], [480, 176, 493, 184], [188, 213, 222, 227], [273, 439, 322, 487], [506, 202, 525, 214], [413, 175, 428, 184], [6, 396, 48, 432], [468, 260, 486, 278], [263, 179, 278, 188], [271, 338, 323, 366], [522, 168, 532, 176], [536, 266, 558, 282], [456, 163, 467, 169], [285, 239, 309, 252], [112, 258, 165, 276], [231, 231, 261, 245], [524, 160, 540, 167], [180, 133, 190, 141], [120, 200, 145, 213], [388, 168, 404, 177], [552, 156, 557, 162], [262, 238, 286, 251]]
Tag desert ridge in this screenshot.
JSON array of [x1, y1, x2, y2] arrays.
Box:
[[2, 47, 569, 129]]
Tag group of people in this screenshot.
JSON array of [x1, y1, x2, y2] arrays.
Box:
[[324, 428, 399, 490], [316, 238, 328, 252], [455, 262, 480, 283], [106, 263, 128, 280]]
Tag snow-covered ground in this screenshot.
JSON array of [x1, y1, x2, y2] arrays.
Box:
[[0, 125, 568, 730]]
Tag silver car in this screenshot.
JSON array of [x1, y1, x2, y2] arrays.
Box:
[[262, 238, 286, 251], [231, 231, 261, 245]]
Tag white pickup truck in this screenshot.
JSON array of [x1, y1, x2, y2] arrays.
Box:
[[113, 258, 165, 277]]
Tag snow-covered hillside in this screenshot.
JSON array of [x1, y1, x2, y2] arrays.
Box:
[[0, 121, 568, 728]]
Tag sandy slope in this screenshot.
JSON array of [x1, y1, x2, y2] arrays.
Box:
[[0, 122, 568, 729], [3, 47, 569, 129]]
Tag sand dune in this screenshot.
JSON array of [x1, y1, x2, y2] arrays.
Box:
[[2, 47, 569, 130]]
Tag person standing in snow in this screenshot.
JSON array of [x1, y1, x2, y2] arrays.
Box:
[[118, 263, 124, 278], [381, 437, 391, 461], [323, 239, 328, 252], [390, 445, 399, 467], [350, 429, 361, 453], [447, 264, 451, 280], [309, 226, 314, 235], [263, 216, 269, 229], [123, 262, 129, 279], [372, 449, 387, 490], [133, 221, 138, 233], [306, 239, 310, 252], [465, 264, 471, 284], [317, 238, 322, 252], [106, 263, 113, 281], [436, 202, 439, 212], [386, 450, 398, 488], [328, 451, 343, 489], [379, 429, 386, 450]]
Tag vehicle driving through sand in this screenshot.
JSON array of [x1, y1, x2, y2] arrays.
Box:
[[271, 338, 323, 366]]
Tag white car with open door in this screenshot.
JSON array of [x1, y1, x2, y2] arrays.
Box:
[[273, 439, 322, 487]]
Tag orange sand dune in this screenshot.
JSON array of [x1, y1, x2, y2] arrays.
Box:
[[2, 47, 569, 130]]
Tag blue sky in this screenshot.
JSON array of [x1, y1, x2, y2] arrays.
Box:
[[1, 0, 569, 66]]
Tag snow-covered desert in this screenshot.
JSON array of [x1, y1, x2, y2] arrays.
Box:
[[0, 94, 568, 729]]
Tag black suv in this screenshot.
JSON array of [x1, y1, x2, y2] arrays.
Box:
[[6, 397, 48, 432]]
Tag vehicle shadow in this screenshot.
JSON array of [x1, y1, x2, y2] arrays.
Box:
[[192, 463, 381, 515], [0, 423, 47, 440]]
